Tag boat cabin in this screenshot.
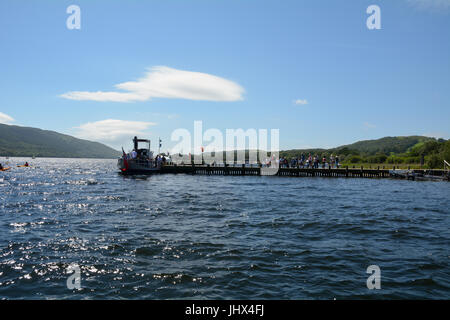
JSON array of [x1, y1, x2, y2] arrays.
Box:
[[133, 136, 152, 160]]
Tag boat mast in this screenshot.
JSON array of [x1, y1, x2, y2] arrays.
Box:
[[133, 136, 138, 151]]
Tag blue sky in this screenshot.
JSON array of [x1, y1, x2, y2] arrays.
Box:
[[0, 0, 449, 152]]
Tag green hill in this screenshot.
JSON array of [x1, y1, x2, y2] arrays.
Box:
[[280, 136, 450, 168], [337, 136, 435, 155], [0, 123, 120, 158]]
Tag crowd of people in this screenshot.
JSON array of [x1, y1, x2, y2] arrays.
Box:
[[198, 154, 342, 168], [266, 154, 340, 169], [123, 149, 170, 168], [154, 154, 168, 167]]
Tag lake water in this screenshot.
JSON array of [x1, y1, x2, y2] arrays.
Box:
[[0, 158, 448, 299]]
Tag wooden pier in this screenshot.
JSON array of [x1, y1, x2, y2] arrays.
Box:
[[159, 164, 447, 179]]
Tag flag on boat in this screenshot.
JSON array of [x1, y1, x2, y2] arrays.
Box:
[[121, 147, 129, 171]]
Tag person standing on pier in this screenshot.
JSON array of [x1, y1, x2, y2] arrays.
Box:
[[291, 158, 297, 168]]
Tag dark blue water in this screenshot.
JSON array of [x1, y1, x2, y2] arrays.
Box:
[[0, 158, 449, 299]]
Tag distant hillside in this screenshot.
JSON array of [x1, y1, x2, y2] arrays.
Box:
[[337, 136, 435, 155], [281, 136, 437, 157], [0, 123, 120, 158], [280, 136, 450, 168]]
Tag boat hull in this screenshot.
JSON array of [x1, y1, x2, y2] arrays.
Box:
[[119, 168, 161, 175], [117, 157, 161, 175]]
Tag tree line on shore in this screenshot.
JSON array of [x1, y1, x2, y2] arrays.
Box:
[[280, 137, 450, 169]]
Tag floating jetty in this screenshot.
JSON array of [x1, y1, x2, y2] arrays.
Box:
[[159, 164, 449, 180], [118, 137, 449, 180]]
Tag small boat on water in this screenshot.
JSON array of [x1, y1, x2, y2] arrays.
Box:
[[117, 136, 161, 175], [389, 169, 449, 181]]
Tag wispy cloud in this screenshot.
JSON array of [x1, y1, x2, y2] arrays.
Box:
[[0, 112, 14, 124], [75, 119, 157, 148], [294, 99, 308, 105], [61, 66, 245, 103], [423, 132, 448, 139], [149, 112, 180, 120], [363, 122, 376, 129]]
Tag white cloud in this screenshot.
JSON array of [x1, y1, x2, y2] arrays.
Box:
[[0, 112, 14, 124], [294, 99, 308, 105], [61, 66, 245, 103], [75, 119, 157, 148]]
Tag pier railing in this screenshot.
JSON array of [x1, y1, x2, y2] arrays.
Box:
[[158, 163, 449, 179], [162, 164, 388, 178]]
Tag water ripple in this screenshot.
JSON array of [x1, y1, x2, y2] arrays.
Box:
[[0, 158, 449, 299]]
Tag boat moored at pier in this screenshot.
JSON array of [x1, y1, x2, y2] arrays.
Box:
[[118, 136, 161, 175]]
